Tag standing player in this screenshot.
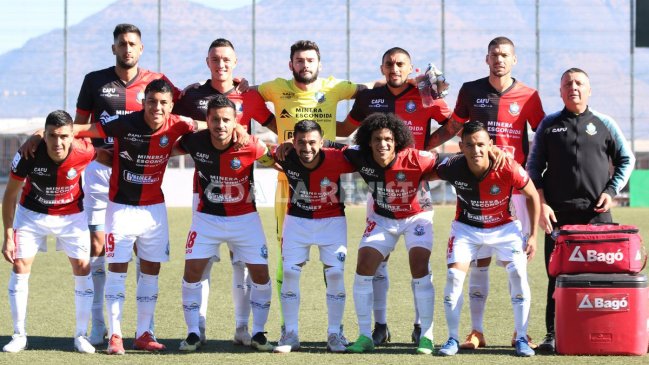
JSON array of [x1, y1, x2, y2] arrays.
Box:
[[74, 23, 179, 345], [174, 95, 274, 352], [337, 47, 451, 345], [270, 120, 356, 353], [343, 113, 437, 355], [426, 36, 545, 349], [256, 40, 363, 334], [73, 79, 202, 355], [433, 121, 540, 357], [173, 38, 275, 346], [2, 111, 104, 353]]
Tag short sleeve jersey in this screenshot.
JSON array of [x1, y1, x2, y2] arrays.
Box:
[[343, 147, 437, 219], [436, 155, 530, 228], [96, 111, 195, 206], [258, 77, 357, 142], [275, 148, 356, 219], [178, 133, 267, 217], [76, 66, 178, 147], [452, 78, 545, 166], [10, 139, 96, 215], [172, 82, 273, 132], [348, 85, 451, 149]]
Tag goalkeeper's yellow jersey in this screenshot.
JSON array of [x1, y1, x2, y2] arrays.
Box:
[[258, 76, 357, 143]]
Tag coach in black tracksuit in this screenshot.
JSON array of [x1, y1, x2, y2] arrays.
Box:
[[527, 67, 635, 352]]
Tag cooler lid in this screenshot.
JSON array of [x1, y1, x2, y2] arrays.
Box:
[[556, 273, 647, 288]]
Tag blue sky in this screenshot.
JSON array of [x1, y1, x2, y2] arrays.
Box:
[[0, 0, 261, 55]]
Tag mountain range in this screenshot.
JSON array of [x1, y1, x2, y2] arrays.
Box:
[[0, 0, 647, 138]]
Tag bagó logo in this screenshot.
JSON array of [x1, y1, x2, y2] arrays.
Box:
[[568, 246, 624, 264], [577, 293, 629, 311]]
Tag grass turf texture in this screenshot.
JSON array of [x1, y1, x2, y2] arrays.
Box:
[[0, 206, 647, 364]]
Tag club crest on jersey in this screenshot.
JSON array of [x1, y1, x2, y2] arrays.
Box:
[[508, 102, 521, 116], [159, 135, 169, 147], [337, 252, 346, 262], [66, 168, 78, 180], [314, 91, 326, 103], [414, 224, 425, 236], [136, 90, 145, 104], [235, 102, 243, 113], [489, 184, 501, 195], [260, 244, 268, 259], [586, 122, 597, 135], [405, 100, 417, 113], [230, 157, 242, 170], [320, 177, 331, 187], [396, 171, 406, 182]]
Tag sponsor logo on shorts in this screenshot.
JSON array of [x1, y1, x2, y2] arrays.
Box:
[[508, 102, 520, 116], [66, 168, 78, 180], [123, 170, 161, 184], [230, 157, 242, 170], [405, 100, 416, 113], [159, 135, 169, 147], [260, 244, 268, 259], [414, 224, 425, 236], [314, 91, 325, 103], [362, 218, 377, 238], [577, 293, 629, 311], [337, 252, 346, 262], [489, 184, 500, 195]]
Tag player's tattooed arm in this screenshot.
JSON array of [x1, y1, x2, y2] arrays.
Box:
[[2, 177, 23, 264], [425, 118, 463, 149]]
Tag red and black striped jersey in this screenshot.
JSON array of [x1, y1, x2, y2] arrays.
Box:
[[178, 133, 266, 216], [344, 147, 437, 219], [9, 139, 95, 215], [97, 111, 194, 206], [452, 78, 544, 166], [173, 82, 273, 131], [348, 85, 451, 149], [275, 148, 356, 219], [76, 66, 178, 148], [436, 154, 530, 228]]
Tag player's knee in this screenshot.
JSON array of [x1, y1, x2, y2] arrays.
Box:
[[324, 266, 344, 286], [475, 256, 492, 267], [282, 264, 302, 284], [444, 268, 466, 304], [247, 263, 270, 284], [373, 261, 388, 281], [505, 260, 527, 280]]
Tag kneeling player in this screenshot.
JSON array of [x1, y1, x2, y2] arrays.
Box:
[[433, 121, 540, 357], [175, 95, 274, 352], [271, 120, 356, 353], [2, 111, 106, 353]]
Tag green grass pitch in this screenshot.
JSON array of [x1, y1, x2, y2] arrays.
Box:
[[0, 206, 647, 364]]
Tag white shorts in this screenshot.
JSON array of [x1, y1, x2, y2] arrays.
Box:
[[82, 161, 111, 226], [474, 194, 529, 260], [282, 215, 347, 268], [447, 220, 526, 265], [105, 201, 170, 263], [359, 210, 434, 258], [13, 205, 90, 260], [185, 211, 268, 265]]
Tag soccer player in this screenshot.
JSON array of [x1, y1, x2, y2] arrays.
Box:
[[337, 47, 451, 345], [255, 40, 363, 336], [342, 113, 437, 355], [74, 23, 179, 345], [174, 94, 274, 352], [173, 38, 275, 346], [527, 68, 635, 352], [426, 36, 545, 349], [73, 79, 203, 355], [432, 121, 540, 357], [270, 120, 356, 353], [2, 110, 106, 353]]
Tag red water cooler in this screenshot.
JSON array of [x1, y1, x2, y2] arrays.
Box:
[[554, 273, 649, 355]]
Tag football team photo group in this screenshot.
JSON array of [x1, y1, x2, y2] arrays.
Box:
[[1, 20, 637, 360]]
